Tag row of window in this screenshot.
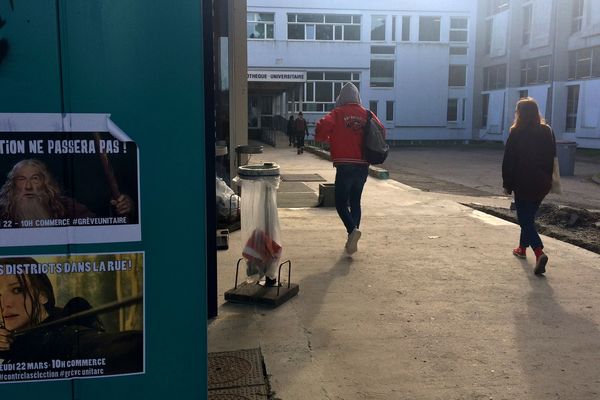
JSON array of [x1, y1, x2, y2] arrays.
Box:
[[481, 85, 580, 132], [521, 56, 551, 86], [290, 71, 361, 112], [486, 0, 584, 56], [569, 46, 600, 80], [295, 86, 579, 129], [521, 0, 584, 46], [367, 99, 466, 123], [248, 12, 468, 43], [369, 100, 395, 122], [289, 65, 467, 114], [482, 45, 600, 90]]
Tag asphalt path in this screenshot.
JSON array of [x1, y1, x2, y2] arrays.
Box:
[[382, 145, 600, 211]]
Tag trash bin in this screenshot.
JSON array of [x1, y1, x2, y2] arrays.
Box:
[[235, 144, 263, 168], [235, 162, 282, 283], [556, 140, 577, 176]]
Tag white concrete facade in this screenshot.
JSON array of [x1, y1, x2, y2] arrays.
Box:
[[247, 0, 478, 141], [475, 0, 600, 149], [247, 0, 600, 149]]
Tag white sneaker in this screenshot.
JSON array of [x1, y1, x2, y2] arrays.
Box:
[[345, 229, 361, 254]]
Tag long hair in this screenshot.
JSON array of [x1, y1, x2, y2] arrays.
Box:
[[0, 159, 66, 218], [0, 257, 56, 330], [510, 97, 545, 132]]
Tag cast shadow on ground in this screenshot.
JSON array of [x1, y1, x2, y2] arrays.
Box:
[[515, 261, 600, 398]]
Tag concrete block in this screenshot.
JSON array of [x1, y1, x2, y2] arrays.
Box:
[[318, 183, 336, 207], [369, 166, 389, 179]]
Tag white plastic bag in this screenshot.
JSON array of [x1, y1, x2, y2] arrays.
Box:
[[236, 175, 282, 282], [216, 177, 240, 220]]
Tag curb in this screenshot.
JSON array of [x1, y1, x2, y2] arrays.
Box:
[[304, 145, 330, 161], [304, 146, 390, 180]]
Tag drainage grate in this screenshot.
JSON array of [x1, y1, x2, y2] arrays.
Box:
[[208, 348, 267, 390], [208, 356, 253, 386], [208, 386, 269, 400]]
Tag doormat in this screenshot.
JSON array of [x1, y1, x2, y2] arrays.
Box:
[[277, 181, 319, 208], [208, 348, 271, 399], [280, 173, 326, 182]]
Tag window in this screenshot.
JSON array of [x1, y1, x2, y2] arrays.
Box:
[[386, 101, 394, 121], [447, 99, 458, 121], [519, 89, 529, 98], [484, 64, 506, 90], [392, 16, 397, 41], [450, 17, 468, 42], [482, 94, 490, 127], [370, 59, 394, 88], [449, 65, 467, 86], [522, 4, 532, 45], [419, 16, 441, 41], [450, 47, 468, 55], [371, 15, 386, 41], [287, 13, 361, 41], [572, 0, 584, 34], [520, 56, 551, 86], [488, 0, 509, 16], [298, 71, 360, 112], [402, 16, 411, 41], [568, 47, 600, 79], [371, 46, 395, 55], [247, 13, 274, 39], [369, 100, 378, 116], [485, 19, 492, 55], [566, 85, 579, 131]]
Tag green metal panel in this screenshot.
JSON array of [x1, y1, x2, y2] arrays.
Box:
[[0, 1, 72, 398], [0, 1, 62, 112], [0, 0, 207, 398]]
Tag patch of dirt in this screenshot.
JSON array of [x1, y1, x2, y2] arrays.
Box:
[[465, 202, 600, 255]]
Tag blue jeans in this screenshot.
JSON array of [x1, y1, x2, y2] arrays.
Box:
[[515, 199, 543, 249], [334, 164, 369, 234]]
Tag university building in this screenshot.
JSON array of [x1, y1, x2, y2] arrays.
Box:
[[246, 0, 600, 149], [247, 0, 477, 143], [476, 0, 600, 149]]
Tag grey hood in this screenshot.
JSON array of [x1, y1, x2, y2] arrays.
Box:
[[334, 82, 362, 108]]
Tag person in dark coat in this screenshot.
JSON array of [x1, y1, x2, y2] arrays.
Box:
[[294, 112, 308, 154], [286, 115, 295, 147], [502, 97, 556, 275]]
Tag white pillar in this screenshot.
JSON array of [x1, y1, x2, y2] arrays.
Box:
[[228, 0, 248, 175]]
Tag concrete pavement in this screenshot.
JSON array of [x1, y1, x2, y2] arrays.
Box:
[[209, 142, 600, 400]]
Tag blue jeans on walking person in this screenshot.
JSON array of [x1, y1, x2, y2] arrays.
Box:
[[515, 199, 543, 249], [334, 164, 369, 234]]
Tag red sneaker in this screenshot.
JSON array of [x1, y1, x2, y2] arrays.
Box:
[[512, 247, 526, 259], [534, 253, 548, 275]]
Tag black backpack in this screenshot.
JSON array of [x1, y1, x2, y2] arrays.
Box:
[[363, 111, 388, 165]]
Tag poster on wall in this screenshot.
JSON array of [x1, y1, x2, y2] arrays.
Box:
[[0, 113, 141, 246], [0, 251, 144, 383]]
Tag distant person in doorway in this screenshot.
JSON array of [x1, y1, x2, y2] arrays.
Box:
[[502, 97, 556, 275], [286, 115, 295, 147], [315, 82, 385, 254], [294, 112, 308, 154]]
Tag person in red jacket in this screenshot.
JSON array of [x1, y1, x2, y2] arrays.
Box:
[[315, 83, 385, 254], [502, 97, 555, 275]]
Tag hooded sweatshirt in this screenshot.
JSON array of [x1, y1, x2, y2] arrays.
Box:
[[315, 83, 385, 165]]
